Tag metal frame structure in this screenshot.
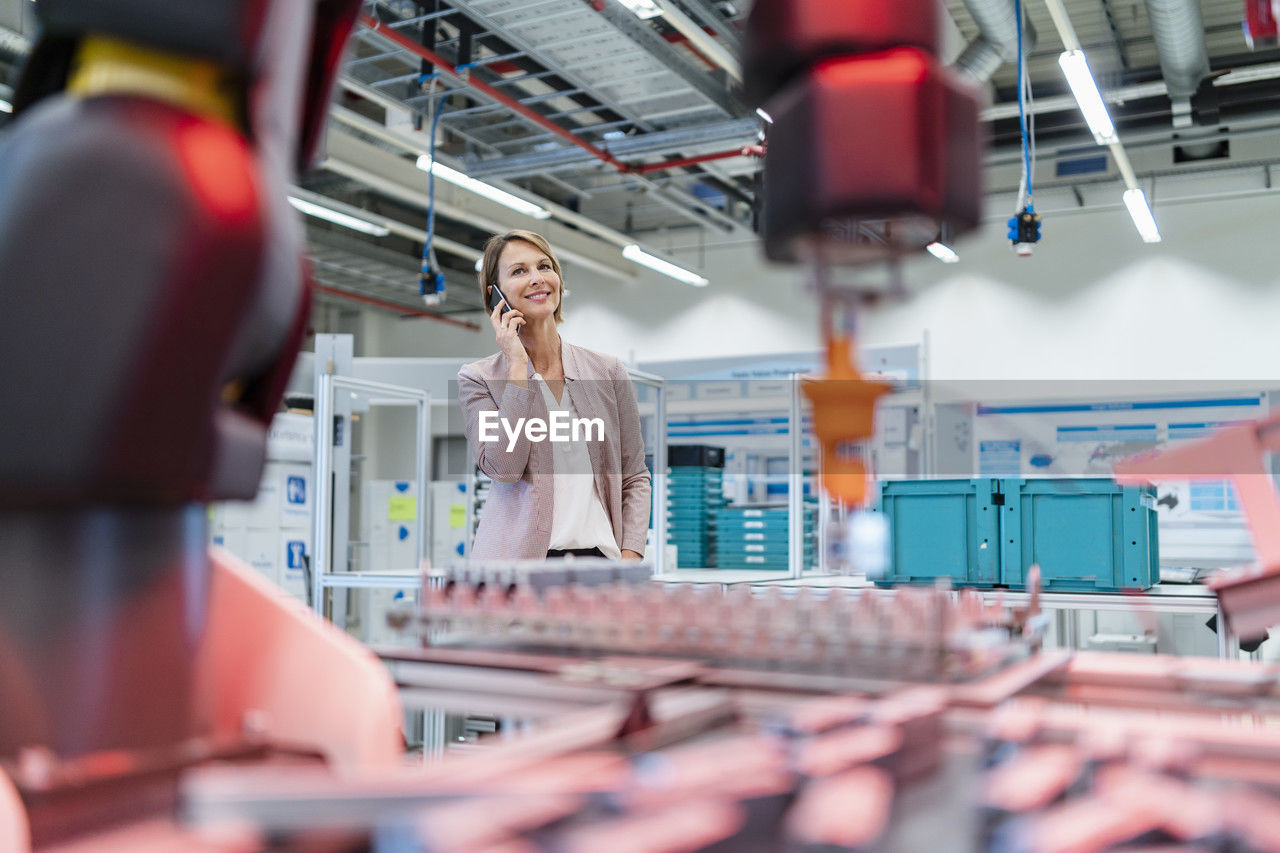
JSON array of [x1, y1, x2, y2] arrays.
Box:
[[312, 373, 431, 620], [628, 367, 667, 576]]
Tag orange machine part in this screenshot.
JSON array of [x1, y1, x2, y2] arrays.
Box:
[[801, 336, 893, 506]]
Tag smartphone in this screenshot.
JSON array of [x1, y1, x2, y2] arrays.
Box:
[[488, 282, 512, 315]]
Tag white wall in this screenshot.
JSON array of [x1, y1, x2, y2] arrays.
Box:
[[345, 188, 1280, 385]]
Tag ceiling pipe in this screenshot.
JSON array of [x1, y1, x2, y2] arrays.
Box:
[[1143, 0, 1211, 129], [359, 13, 629, 170], [312, 283, 481, 329], [359, 12, 754, 180], [954, 0, 1037, 83], [983, 61, 1280, 123], [633, 144, 763, 174]]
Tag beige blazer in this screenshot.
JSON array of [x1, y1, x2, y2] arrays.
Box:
[[458, 341, 652, 560]]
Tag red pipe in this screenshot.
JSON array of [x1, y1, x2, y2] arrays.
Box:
[[634, 144, 764, 174], [357, 14, 760, 178], [359, 13, 626, 170], [313, 283, 481, 330]]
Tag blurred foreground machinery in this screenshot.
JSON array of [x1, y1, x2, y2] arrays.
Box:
[[0, 1, 405, 849], [177, 565, 1280, 851]]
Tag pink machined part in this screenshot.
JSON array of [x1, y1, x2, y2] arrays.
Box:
[[411, 793, 582, 851], [0, 767, 28, 853], [786, 696, 871, 736], [1079, 726, 1128, 769], [986, 698, 1050, 745], [623, 737, 794, 810], [1229, 789, 1280, 853], [1130, 737, 1197, 777], [1114, 412, 1280, 639], [786, 766, 895, 849], [984, 744, 1084, 813], [493, 754, 631, 794], [868, 687, 947, 782], [559, 799, 746, 853], [795, 725, 902, 778], [1093, 767, 1223, 842], [1062, 651, 1280, 697], [1026, 793, 1165, 853]]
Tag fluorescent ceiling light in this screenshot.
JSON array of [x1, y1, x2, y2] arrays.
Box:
[[925, 241, 960, 263], [474, 257, 483, 272], [416, 155, 552, 220], [1058, 50, 1116, 145], [0, 99, 11, 113], [617, 0, 663, 19], [755, 107, 773, 124], [622, 243, 708, 286], [1122, 188, 1161, 243], [288, 195, 390, 236]]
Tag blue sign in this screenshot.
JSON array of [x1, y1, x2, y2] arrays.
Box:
[[287, 476, 306, 505], [286, 540, 307, 569], [398, 525, 410, 541]]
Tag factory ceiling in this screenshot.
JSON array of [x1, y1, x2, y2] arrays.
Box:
[[2, 0, 1280, 323]]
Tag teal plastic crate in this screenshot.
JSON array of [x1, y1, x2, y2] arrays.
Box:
[[876, 479, 1000, 586], [876, 478, 1159, 590], [1000, 478, 1158, 591]]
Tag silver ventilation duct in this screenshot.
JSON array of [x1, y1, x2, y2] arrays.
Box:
[[1143, 0, 1211, 128], [954, 0, 1037, 83]]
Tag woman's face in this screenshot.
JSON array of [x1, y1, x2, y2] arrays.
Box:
[[495, 240, 560, 321]]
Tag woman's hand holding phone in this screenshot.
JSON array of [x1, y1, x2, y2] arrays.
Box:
[[488, 285, 528, 379]]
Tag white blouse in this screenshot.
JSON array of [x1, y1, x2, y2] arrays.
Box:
[[534, 375, 621, 559]]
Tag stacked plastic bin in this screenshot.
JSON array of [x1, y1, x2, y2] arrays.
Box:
[[666, 445, 727, 569], [874, 478, 1159, 590], [714, 502, 817, 571]]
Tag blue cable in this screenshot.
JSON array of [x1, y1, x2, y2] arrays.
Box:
[[421, 95, 448, 298], [1015, 0, 1032, 202]]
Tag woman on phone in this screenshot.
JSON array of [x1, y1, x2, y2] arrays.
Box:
[[458, 229, 650, 561]]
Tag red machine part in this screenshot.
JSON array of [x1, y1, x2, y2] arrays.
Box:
[[760, 47, 983, 264], [1245, 0, 1279, 50], [744, 0, 942, 104]]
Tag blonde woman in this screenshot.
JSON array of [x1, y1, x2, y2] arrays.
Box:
[[458, 230, 650, 561]]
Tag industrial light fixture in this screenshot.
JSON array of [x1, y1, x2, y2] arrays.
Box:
[[622, 243, 708, 286], [1122, 188, 1162, 243], [1058, 50, 1116, 145], [287, 195, 390, 236], [416, 155, 552, 220], [925, 241, 960, 263], [617, 0, 663, 19], [755, 107, 773, 124], [0, 99, 12, 113]]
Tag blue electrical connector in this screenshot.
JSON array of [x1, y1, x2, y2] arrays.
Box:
[[1008, 204, 1042, 257]]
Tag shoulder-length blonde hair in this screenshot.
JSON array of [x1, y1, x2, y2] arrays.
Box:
[[477, 230, 565, 324]]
